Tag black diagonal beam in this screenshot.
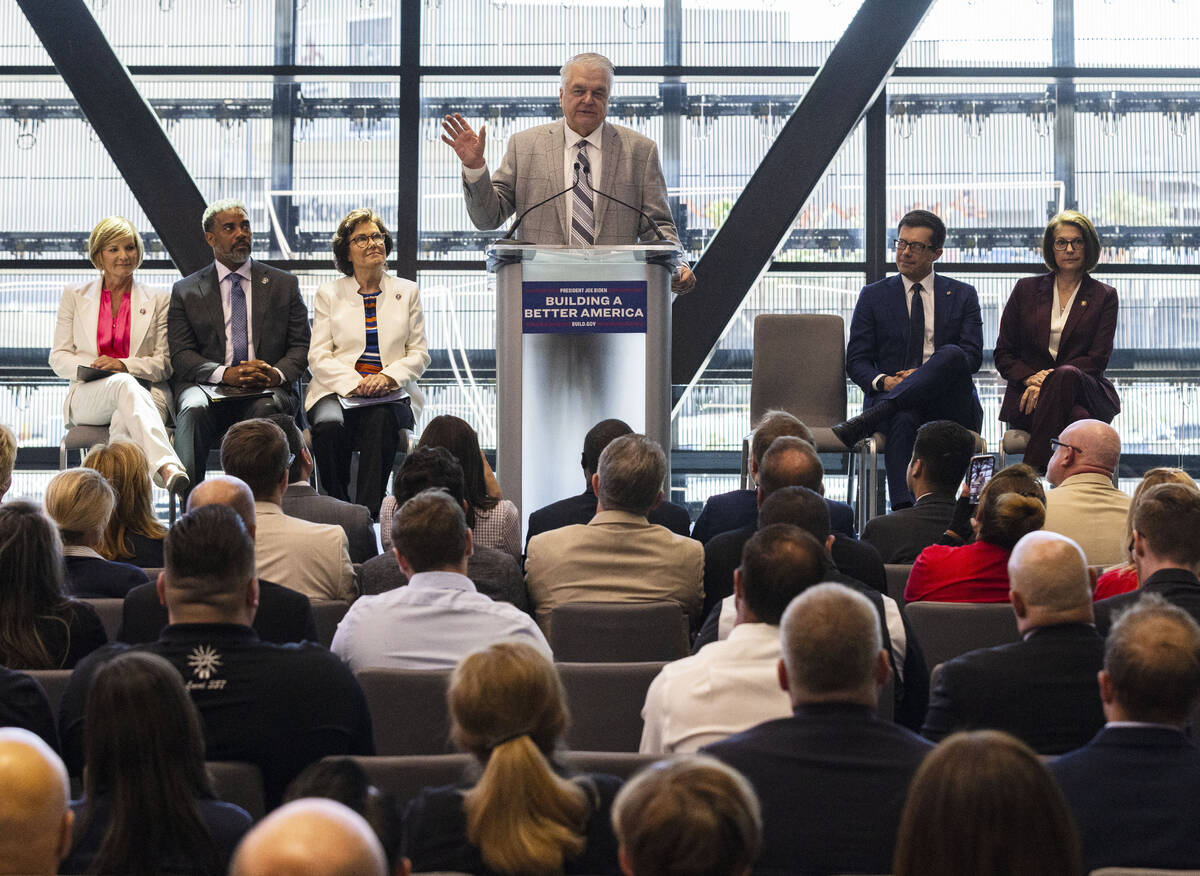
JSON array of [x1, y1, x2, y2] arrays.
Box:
[[671, 0, 936, 385], [19, 0, 211, 276]]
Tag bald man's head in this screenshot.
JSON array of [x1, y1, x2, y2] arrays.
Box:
[[0, 728, 73, 875], [230, 798, 388, 876], [1007, 531, 1093, 633], [1048, 419, 1121, 485], [187, 474, 257, 537]]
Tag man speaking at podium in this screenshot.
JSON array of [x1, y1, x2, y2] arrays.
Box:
[[441, 52, 696, 294]]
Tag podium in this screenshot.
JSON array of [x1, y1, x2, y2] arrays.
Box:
[[488, 244, 676, 531]]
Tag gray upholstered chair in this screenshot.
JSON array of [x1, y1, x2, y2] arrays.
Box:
[[355, 667, 455, 756], [557, 661, 667, 752], [903, 601, 1020, 679], [548, 602, 689, 663]]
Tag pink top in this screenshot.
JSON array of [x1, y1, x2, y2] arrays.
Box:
[[905, 539, 1013, 603], [97, 288, 131, 359], [1094, 566, 1138, 601]]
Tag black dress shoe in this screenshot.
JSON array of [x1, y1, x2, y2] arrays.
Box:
[[831, 400, 897, 448]]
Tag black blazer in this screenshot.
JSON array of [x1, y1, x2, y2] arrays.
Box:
[[524, 488, 692, 554], [167, 259, 310, 394], [994, 272, 1120, 425], [862, 492, 958, 564], [64, 555, 149, 599], [691, 488, 856, 543], [1052, 725, 1200, 872], [1094, 567, 1200, 635], [118, 579, 318, 645], [921, 622, 1105, 754], [0, 666, 59, 751], [704, 703, 932, 876]]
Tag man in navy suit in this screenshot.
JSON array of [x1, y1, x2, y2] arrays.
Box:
[[1051, 594, 1200, 873], [704, 582, 932, 876], [835, 209, 983, 508], [921, 531, 1105, 754], [168, 199, 310, 497]]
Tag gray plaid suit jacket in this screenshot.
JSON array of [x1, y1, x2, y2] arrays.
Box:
[[462, 121, 683, 251]]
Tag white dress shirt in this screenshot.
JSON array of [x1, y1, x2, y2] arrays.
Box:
[[462, 120, 605, 241], [639, 622, 792, 755], [330, 570, 551, 672]]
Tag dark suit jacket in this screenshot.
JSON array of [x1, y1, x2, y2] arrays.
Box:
[[994, 273, 1120, 425], [1094, 568, 1200, 635], [168, 259, 310, 395], [64, 555, 150, 599], [524, 488, 691, 555], [862, 492, 959, 564], [1052, 725, 1200, 872], [117, 579, 318, 645], [0, 666, 59, 752], [921, 623, 1105, 754], [282, 483, 378, 564], [704, 703, 932, 876], [691, 488, 856, 543], [846, 273, 983, 418]]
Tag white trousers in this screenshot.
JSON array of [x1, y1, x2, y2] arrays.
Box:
[[67, 373, 181, 475]]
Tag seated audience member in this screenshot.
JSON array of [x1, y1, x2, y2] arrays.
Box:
[[706, 582, 932, 875], [526, 434, 703, 633], [83, 441, 167, 567], [696, 485, 928, 731], [895, 731, 1081, 876], [862, 420, 976, 563], [268, 413, 378, 564], [0, 727, 74, 876], [1042, 418, 1130, 567], [0, 666, 57, 751], [1051, 594, 1200, 872], [1094, 467, 1198, 600], [922, 531, 1104, 753], [403, 642, 622, 875], [119, 475, 318, 645], [0, 421, 16, 499], [640, 525, 825, 754], [0, 502, 106, 669], [525, 417, 692, 552], [331, 489, 549, 670], [284, 759, 404, 874], [703, 437, 885, 621], [382, 414, 519, 559], [692, 409, 856, 543], [230, 798, 388, 876], [358, 447, 528, 611], [221, 418, 356, 601], [61, 650, 252, 876], [612, 756, 761, 876], [905, 463, 1045, 603], [59, 504, 373, 806], [43, 467, 149, 598], [1094, 481, 1200, 634]]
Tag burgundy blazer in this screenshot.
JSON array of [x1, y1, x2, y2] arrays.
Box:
[[994, 273, 1120, 424]]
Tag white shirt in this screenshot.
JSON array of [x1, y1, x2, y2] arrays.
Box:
[[330, 570, 551, 672], [1048, 277, 1081, 360], [715, 593, 909, 684], [873, 270, 935, 391], [639, 622, 791, 755], [462, 120, 605, 241]]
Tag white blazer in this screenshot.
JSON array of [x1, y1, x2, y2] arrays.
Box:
[[49, 277, 173, 422], [305, 272, 430, 415]]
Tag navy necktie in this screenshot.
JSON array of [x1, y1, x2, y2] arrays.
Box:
[[230, 273, 249, 365], [906, 282, 925, 370]]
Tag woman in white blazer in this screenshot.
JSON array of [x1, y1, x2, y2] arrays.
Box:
[[306, 209, 430, 517], [49, 217, 187, 494]]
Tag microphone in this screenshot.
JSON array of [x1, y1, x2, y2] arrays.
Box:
[[502, 162, 582, 241], [577, 153, 669, 243]]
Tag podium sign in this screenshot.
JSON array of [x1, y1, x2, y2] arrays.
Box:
[[489, 244, 675, 534]]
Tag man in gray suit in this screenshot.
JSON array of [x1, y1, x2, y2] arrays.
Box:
[[441, 52, 695, 293], [168, 199, 310, 494]]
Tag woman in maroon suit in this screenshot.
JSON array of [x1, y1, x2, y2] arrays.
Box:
[[994, 211, 1120, 471]]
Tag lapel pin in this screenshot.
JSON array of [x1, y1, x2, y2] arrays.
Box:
[[395, 293, 402, 299], [139, 307, 146, 315], [260, 276, 268, 285], [1081, 300, 1087, 307]]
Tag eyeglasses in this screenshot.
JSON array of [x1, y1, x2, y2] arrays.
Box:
[[894, 238, 935, 254], [1053, 238, 1085, 251], [350, 233, 386, 248], [1049, 438, 1083, 454]]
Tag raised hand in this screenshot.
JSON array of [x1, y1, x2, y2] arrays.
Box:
[[441, 113, 487, 170]]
